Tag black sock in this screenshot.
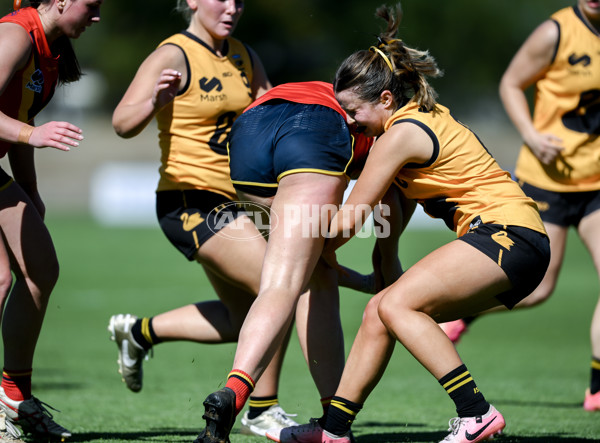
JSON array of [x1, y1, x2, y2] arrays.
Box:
[[463, 315, 478, 326], [590, 357, 600, 394], [247, 395, 278, 419], [130, 317, 161, 351], [318, 396, 332, 423], [439, 364, 489, 417], [323, 396, 363, 436]]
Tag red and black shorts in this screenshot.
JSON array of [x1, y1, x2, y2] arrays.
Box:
[[228, 101, 353, 197]]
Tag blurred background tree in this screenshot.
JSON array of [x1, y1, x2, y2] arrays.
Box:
[[1, 0, 570, 115], [63, 0, 569, 116]]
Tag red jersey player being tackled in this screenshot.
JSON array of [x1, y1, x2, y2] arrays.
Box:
[[193, 81, 383, 443]]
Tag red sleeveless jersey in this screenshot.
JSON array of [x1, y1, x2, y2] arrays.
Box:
[[0, 7, 59, 157]]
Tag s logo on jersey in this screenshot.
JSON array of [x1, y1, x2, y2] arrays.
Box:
[[568, 52, 591, 67], [199, 77, 223, 93], [25, 69, 44, 93]]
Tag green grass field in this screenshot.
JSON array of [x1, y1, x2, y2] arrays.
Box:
[[6, 216, 600, 442]]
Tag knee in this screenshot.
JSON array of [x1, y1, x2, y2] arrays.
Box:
[[362, 294, 389, 336], [364, 293, 383, 320], [0, 266, 13, 299], [376, 288, 411, 331]]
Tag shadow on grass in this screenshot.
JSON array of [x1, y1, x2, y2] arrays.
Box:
[[353, 422, 598, 442], [67, 429, 199, 442], [493, 398, 583, 409], [31, 381, 85, 391], [353, 422, 444, 443], [357, 422, 426, 428], [356, 431, 599, 442], [494, 437, 600, 442]]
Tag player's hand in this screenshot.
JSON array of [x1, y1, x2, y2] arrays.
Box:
[[525, 131, 564, 165], [152, 69, 181, 110], [28, 121, 83, 151]]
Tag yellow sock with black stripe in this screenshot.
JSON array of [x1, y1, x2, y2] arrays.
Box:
[[247, 395, 278, 419], [322, 396, 362, 436], [590, 357, 600, 394], [439, 364, 488, 417], [225, 370, 255, 415], [131, 317, 161, 351]]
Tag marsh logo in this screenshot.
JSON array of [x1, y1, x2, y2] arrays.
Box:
[[568, 53, 591, 67], [208, 201, 274, 240], [199, 77, 223, 93]]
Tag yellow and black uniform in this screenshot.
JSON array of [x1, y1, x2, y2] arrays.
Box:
[[387, 102, 550, 307], [155, 31, 255, 259], [516, 5, 600, 192], [515, 5, 600, 227], [0, 7, 59, 187]]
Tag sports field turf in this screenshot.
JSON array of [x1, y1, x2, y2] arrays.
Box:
[[6, 216, 600, 442]]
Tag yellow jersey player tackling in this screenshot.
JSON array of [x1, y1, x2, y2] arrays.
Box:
[[109, 0, 301, 436]]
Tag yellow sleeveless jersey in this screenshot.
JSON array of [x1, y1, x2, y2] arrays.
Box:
[[155, 32, 254, 199], [515, 6, 600, 192], [386, 102, 545, 237]]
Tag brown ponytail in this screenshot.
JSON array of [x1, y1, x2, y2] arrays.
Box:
[[334, 3, 442, 111]]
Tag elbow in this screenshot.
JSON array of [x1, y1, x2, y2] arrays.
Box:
[[498, 74, 522, 102], [498, 76, 508, 99], [112, 115, 136, 139], [498, 78, 512, 107]]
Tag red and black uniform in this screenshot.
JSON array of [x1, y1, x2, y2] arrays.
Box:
[[0, 7, 59, 159], [228, 81, 373, 197], [0, 7, 59, 188]]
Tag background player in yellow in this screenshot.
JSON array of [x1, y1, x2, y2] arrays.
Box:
[[441, 0, 600, 412], [108, 0, 299, 436]]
